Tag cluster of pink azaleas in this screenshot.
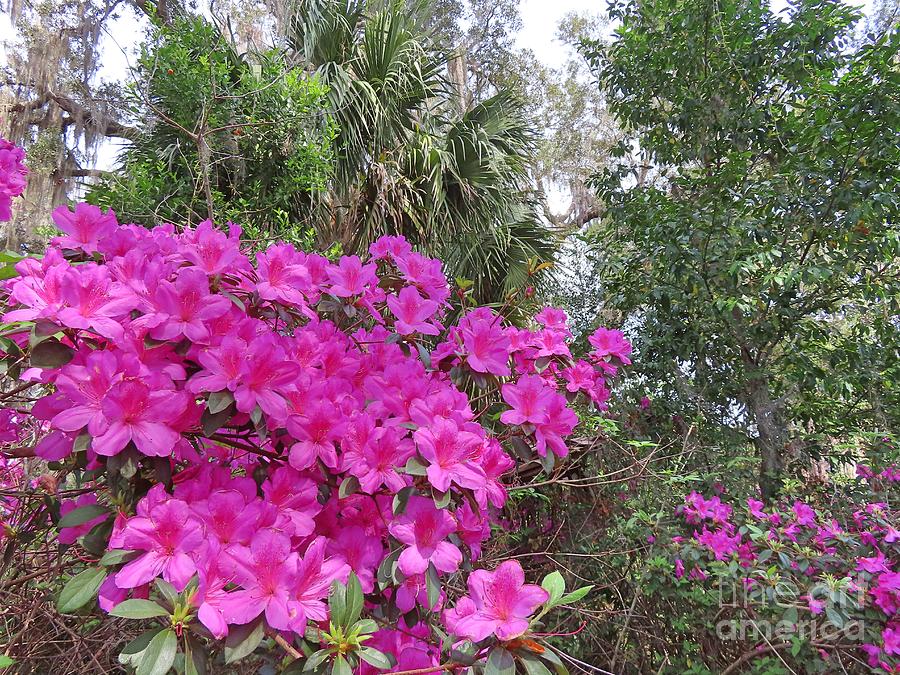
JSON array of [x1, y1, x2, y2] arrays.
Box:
[[0, 131, 629, 669], [669, 487, 900, 672], [0, 136, 27, 222]]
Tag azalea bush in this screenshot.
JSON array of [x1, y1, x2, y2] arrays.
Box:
[[0, 136, 622, 673], [648, 475, 900, 674]]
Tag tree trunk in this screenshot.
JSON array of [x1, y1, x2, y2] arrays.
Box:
[[745, 374, 786, 503]]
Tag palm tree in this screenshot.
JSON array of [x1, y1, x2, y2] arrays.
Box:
[[285, 0, 558, 302]]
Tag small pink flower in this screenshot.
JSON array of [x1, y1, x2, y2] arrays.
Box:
[[389, 496, 461, 576], [52, 203, 117, 253], [387, 286, 440, 335], [444, 561, 548, 641]]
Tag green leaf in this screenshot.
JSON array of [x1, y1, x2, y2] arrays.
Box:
[[0, 655, 15, 669], [99, 548, 138, 566], [425, 562, 441, 611], [338, 475, 360, 499], [539, 648, 570, 675], [30, 339, 74, 369], [207, 390, 234, 414], [119, 628, 163, 666], [520, 655, 553, 675], [58, 504, 109, 529], [539, 451, 555, 474], [403, 457, 428, 476], [302, 649, 331, 672], [416, 342, 431, 369], [110, 599, 170, 619], [541, 571, 565, 606], [344, 572, 364, 626], [353, 618, 378, 635], [358, 647, 394, 669], [392, 486, 415, 515], [201, 405, 234, 437], [825, 606, 844, 629], [333, 655, 351, 675], [484, 647, 515, 675], [135, 628, 177, 675], [154, 578, 179, 608], [431, 487, 450, 509], [329, 578, 348, 628], [224, 618, 264, 663], [184, 635, 207, 675], [58, 566, 106, 613], [557, 585, 593, 606]]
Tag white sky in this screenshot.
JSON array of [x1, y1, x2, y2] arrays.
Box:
[[518, 0, 607, 67]]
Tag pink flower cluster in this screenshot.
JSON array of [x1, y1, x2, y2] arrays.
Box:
[[670, 492, 900, 670], [0, 197, 629, 666], [0, 135, 28, 222]]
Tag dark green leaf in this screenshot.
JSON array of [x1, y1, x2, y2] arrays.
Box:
[[136, 628, 177, 675], [224, 618, 264, 664], [58, 566, 106, 613], [484, 647, 515, 675], [58, 504, 109, 529], [110, 599, 170, 619], [30, 339, 74, 369]]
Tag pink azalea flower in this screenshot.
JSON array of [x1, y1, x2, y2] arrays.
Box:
[[455, 501, 490, 561], [534, 306, 571, 336], [260, 467, 321, 538], [459, 309, 511, 376], [193, 489, 265, 550], [255, 244, 314, 308], [884, 626, 900, 656], [414, 419, 486, 492], [327, 525, 383, 593], [389, 496, 461, 576], [51, 203, 117, 253], [189, 334, 249, 394], [873, 572, 900, 615], [747, 498, 767, 520], [287, 399, 348, 471], [394, 252, 450, 303], [115, 499, 203, 591], [500, 375, 554, 425], [369, 235, 412, 260], [343, 423, 414, 493], [143, 267, 231, 343], [562, 360, 597, 394], [294, 537, 350, 625], [93, 380, 182, 458], [807, 596, 826, 615], [475, 439, 514, 509], [792, 501, 816, 527], [51, 351, 123, 436], [232, 336, 298, 421], [0, 137, 28, 221], [194, 546, 231, 638], [587, 327, 632, 365], [219, 528, 299, 632], [181, 219, 249, 276], [55, 264, 137, 340], [446, 560, 548, 641], [387, 286, 440, 336], [857, 550, 891, 574], [695, 527, 741, 561], [327, 255, 377, 297], [533, 394, 577, 457]]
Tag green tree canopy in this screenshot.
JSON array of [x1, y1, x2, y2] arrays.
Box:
[[584, 0, 900, 498]]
